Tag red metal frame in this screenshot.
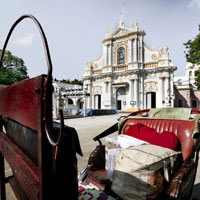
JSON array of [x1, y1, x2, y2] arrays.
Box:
[[0, 132, 39, 199], [0, 76, 43, 131]]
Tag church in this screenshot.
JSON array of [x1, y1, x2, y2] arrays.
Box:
[[83, 20, 177, 111]]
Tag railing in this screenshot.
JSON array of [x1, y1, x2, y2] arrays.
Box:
[[144, 62, 158, 68]]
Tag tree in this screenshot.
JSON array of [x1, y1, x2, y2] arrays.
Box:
[[59, 78, 83, 86], [0, 50, 29, 85], [184, 25, 200, 88], [60, 78, 71, 84], [71, 79, 83, 85]]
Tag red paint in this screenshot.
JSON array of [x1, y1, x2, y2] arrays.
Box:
[[0, 76, 45, 131], [0, 132, 39, 199]]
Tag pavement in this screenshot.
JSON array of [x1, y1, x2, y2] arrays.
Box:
[[3, 113, 200, 199], [64, 113, 122, 172]]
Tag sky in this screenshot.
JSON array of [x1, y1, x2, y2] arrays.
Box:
[[0, 0, 199, 80]]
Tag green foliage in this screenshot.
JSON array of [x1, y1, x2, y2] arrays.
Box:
[[184, 25, 200, 88], [184, 25, 200, 65], [0, 50, 29, 85], [59, 78, 83, 86], [194, 69, 200, 89], [60, 78, 71, 84]]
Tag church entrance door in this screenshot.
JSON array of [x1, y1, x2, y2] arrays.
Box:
[[146, 92, 156, 108], [116, 87, 126, 110], [117, 100, 121, 110]]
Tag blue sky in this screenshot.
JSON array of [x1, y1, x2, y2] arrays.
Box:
[[0, 0, 199, 80]]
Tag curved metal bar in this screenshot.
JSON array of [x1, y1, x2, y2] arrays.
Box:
[[0, 14, 52, 78], [46, 109, 63, 147], [0, 15, 61, 146]]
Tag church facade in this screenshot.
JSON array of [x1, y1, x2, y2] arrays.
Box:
[[83, 21, 177, 111]]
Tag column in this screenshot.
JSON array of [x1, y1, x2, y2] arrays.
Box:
[[162, 78, 165, 106], [135, 37, 138, 62], [128, 80, 134, 108], [170, 72, 174, 107], [52, 93, 57, 119], [83, 88, 87, 116], [112, 87, 117, 110], [133, 38, 137, 62], [109, 82, 113, 109], [159, 77, 164, 107], [131, 39, 134, 62], [141, 73, 144, 109], [109, 43, 113, 66], [138, 36, 142, 63], [64, 96, 68, 111], [134, 77, 139, 108], [130, 80, 134, 101], [141, 36, 144, 63], [92, 93, 95, 109], [56, 96, 60, 119], [88, 84, 92, 109], [103, 44, 107, 66], [128, 39, 132, 63], [106, 44, 109, 66], [165, 76, 170, 107]]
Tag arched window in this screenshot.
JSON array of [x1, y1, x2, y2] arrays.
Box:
[[68, 98, 73, 104], [178, 99, 184, 107], [117, 47, 125, 65], [192, 99, 197, 108]]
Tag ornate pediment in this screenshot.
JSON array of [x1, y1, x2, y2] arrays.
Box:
[[93, 86, 102, 95], [113, 29, 129, 38], [144, 81, 158, 92]]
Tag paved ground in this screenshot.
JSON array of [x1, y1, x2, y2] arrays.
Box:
[[4, 113, 200, 199], [65, 114, 122, 172]]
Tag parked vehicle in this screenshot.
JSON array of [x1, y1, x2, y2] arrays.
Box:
[[79, 108, 200, 200]]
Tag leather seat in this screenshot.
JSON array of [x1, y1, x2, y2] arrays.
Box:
[[121, 119, 195, 161]]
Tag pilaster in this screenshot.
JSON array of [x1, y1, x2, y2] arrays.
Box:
[[164, 75, 170, 107], [128, 39, 132, 63], [134, 76, 139, 108], [88, 84, 92, 109]]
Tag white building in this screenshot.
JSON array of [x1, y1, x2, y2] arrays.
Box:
[[174, 63, 197, 87], [52, 81, 84, 118], [83, 20, 177, 111], [174, 63, 200, 109]]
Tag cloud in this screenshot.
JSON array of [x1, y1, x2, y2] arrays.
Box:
[[188, 0, 200, 8], [13, 33, 34, 46]]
